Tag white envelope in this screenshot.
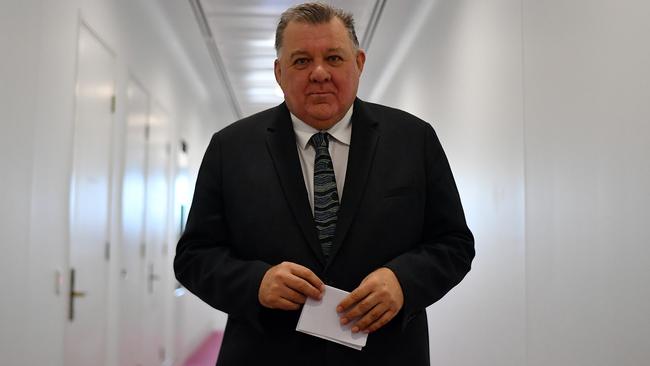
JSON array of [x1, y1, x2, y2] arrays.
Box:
[[296, 285, 368, 350]]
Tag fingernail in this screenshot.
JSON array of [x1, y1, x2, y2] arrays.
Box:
[[340, 318, 348, 325], [351, 326, 359, 333], [336, 306, 342, 312]]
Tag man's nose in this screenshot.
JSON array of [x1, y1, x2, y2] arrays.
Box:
[[309, 64, 331, 83]]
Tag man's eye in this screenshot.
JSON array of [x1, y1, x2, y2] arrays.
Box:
[[328, 55, 343, 63], [294, 58, 309, 66]]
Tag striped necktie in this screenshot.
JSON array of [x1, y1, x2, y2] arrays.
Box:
[[311, 132, 340, 258]]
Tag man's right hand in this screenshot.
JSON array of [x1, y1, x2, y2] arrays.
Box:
[[258, 261, 324, 310]]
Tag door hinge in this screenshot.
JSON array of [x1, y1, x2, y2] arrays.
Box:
[[105, 241, 111, 261], [55, 269, 63, 295], [110, 95, 116, 113]]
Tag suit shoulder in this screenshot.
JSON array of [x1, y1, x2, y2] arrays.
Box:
[[216, 106, 280, 138], [208, 105, 289, 152]]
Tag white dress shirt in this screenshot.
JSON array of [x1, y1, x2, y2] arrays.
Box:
[[291, 106, 353, 214]]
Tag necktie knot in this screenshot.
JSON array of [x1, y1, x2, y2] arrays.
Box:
[[311, 132, 330, 149]]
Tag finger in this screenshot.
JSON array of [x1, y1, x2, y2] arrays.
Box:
[[337, 284, 372, 313], [283, 265, 323, 299], [259, 264, 310, 308], [364, 309, 396, 333], [285, 273, 323, 299], [350, 303, 387, 333], [340, 293, 378, 323], [272, 297, 301, 311], [279, 287, 308, 305], [289, 264, 324, 293]]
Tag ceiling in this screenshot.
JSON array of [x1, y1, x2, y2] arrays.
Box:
[[189, 0, 386, 118]]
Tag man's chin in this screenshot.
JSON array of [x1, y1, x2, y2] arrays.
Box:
[[306, 105, 336, 121], [303, 114, 341, 130]]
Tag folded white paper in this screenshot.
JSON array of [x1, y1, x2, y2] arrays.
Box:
[[296, 285, 367, 350]]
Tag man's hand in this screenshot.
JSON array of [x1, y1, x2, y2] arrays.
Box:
[[337, 267, 404, 333], [258, 261, 324, 310]]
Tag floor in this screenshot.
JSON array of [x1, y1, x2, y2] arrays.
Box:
[[181, 331, 223, 366]]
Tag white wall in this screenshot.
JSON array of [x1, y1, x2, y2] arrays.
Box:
[[523, 1, 650, 364], [364, 0, 650, 365], [363, 0, 526, 365], [0, 0, 41, 363], [0, 0, 234, 365]]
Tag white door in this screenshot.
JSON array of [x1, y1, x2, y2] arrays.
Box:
[[118, 78, 149, 366], [64, 24, 115, 366], [142, 103, 171, 365]]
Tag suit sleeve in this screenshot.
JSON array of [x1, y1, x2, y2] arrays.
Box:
[[174, 133, 272, 324], [383, 122, 475, 329]]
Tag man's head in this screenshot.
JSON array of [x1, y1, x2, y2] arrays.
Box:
[[274, 2, 366, 130]]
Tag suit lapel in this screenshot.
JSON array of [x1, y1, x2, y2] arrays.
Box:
[[327, 99, 380, 266], [265, 104, 326, 266]]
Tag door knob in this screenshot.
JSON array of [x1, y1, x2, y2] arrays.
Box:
[[68, 268, 88, 321], [148, 263, 161, 293]]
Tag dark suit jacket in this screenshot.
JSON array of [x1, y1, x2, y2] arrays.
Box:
[[174, 98, 474, 366]]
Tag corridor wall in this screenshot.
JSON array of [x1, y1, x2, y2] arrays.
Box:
[[0, 0, 234, 365], [0, 1, 41, 363], [362, 0, 526, 365], [523, 1, 650, 364], [361, 0, 650, 365]]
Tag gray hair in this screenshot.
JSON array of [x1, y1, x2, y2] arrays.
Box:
[[275, 2, 359, 54]]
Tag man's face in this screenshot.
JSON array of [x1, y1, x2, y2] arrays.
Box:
[[274, 18, 366, 130]]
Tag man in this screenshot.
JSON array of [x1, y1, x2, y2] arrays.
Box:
[[174, 3, 474, 365]]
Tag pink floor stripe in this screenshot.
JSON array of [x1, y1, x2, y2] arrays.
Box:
[[182, 330, 223, 366]]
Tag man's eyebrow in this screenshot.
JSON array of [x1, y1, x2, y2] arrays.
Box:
[[288, 47, 347, 59], [289, 50, 309, 59], [326, 47, 345, 53]]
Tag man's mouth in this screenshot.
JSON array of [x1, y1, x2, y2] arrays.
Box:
[[308, 91, 334, 97]]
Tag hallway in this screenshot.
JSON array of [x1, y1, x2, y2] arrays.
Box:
[[1, 1, 649, 365]]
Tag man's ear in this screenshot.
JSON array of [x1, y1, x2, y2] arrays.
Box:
[[274, 59, 281, 85], [356, 49, 366, 74]]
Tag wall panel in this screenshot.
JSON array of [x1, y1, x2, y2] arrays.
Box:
[[368, 1, 526, 365], [523, 1, 650, 364]]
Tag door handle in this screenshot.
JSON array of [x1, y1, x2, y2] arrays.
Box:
[[68, 268, 87, 321], [148, 263, 161, 294]]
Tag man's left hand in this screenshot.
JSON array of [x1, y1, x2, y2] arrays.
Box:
[[336, 267, 404, 334]]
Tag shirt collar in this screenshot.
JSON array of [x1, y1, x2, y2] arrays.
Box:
[[291, 105, 353, 150]]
